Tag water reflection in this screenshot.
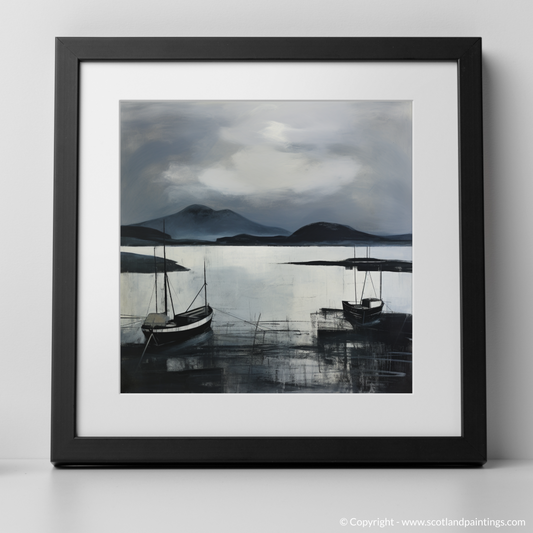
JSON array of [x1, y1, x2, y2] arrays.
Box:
[[121, 309, 411, 394], [121, 245, 412, 394]]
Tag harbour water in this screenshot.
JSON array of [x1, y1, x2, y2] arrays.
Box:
[[121, 245, 412, 394]]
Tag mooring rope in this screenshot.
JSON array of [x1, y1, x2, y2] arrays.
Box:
[[211, 307, 275, 331]]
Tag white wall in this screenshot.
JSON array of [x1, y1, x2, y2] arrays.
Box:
[[1, 0, 531, 459]]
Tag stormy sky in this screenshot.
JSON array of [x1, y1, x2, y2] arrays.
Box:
[[120, 100, 412, 235]]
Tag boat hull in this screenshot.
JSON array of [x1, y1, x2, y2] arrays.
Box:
[[342, 299, 383, 326], [142, 306, 213, 346]]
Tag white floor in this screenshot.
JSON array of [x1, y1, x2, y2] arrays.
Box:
[[1, 460, 531, 532]]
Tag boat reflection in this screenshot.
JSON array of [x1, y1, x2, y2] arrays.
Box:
[[121, 309, 411, 394]]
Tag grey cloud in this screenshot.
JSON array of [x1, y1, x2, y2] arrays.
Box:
[[120, 100, 412, 234]]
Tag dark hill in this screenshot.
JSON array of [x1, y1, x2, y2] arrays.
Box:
[[217, 222, 386, 245], [287, 222, 384, 243], [120, 252, 189, 273], [121, 226, 171, 241], [120, 225, 196, 246]]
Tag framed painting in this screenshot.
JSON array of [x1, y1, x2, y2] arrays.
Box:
[[52, 37, 486, 465]]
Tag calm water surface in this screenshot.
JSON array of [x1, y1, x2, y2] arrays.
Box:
[[121, 245, 412, 394]]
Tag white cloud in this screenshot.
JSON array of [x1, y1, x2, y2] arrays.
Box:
[[197, 145, 359, 200], [261, 121, 289, 143]]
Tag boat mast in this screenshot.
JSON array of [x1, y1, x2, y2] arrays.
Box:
[[163, 220, 168, 316], [361, 271, 368, 304], [166, 274, 176, 317], [353, 247, 357, 303], [204, 261, 207, 312], [153, 247, 158, 313], [359, 246, 369, 304]]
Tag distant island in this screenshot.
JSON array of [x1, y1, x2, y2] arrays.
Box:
[[216, 221, 407, 246], [121, 225, 212, 247], [120, 252, 189, 273], [287, 256, 412, 273], [121, 204, 412, 247]]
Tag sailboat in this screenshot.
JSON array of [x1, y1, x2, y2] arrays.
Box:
[[141, 225, 213, 346], [342, 249, 384, 326]]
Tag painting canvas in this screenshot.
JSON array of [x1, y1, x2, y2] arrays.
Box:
[[120, 100, 412, 394]]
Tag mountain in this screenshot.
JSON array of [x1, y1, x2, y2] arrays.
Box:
[[129, 204, 290, 241], [124, 205, 411, 246], [217, 222, 386, 245]]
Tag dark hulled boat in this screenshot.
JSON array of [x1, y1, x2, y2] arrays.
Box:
[[142, 304, 213, 346], [342, 298, 384, 325], [342, 249, 384, 326], [141, 222, 213, 346]]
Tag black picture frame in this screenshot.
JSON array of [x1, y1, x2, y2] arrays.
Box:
[[52, 37, 486, 466]]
